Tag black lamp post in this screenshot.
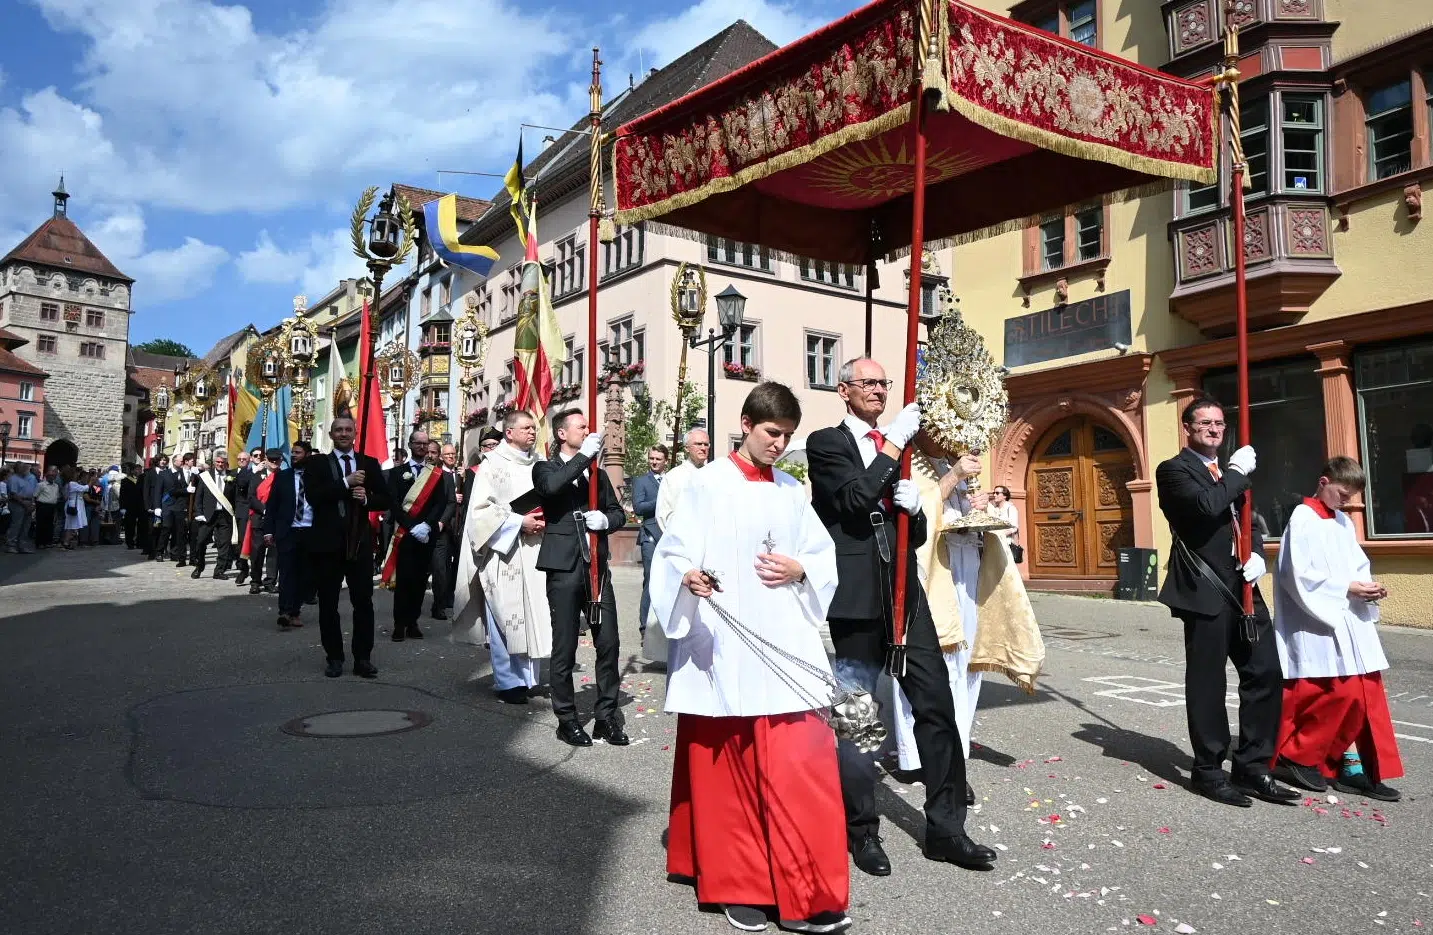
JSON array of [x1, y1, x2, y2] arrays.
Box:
[[687, 284, 747, 440], [0, 419, 10, 464]]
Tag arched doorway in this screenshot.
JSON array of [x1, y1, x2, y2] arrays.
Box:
[[44, 439, 78, 470], [1025, 417, 1136, 581]]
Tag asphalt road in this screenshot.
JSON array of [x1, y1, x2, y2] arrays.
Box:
[[1, 547, 1429, 935]]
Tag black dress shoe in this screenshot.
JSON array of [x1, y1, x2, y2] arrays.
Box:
[[405, 626, 424, 639], [556, 721, 593, 747], [190, 568, 202, 579], [495, 687, 530, 705], [1273, 757, 1328, 792], [177, 561, 189, 568], [1191, 777, 1253, 807], [592, 719, 630, 745], [234, 573, 248, 587], [923, 833, 997, 869], [248, 586, 263, 595], [391, 630, 406, 642], [849, 834, 891, 876], [430, 608, 449, 621], [1233, 772, 1300, 805], [325, 660, 343, 678], [304, 596, 317, 605], [966, 781, 976, 806], [212, 570, 230, 580], [353, 660, 378, 678]]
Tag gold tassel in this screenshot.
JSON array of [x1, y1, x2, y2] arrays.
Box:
[[598, 216, 617, 243]]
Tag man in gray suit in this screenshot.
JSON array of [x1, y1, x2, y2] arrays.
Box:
[[630, 444, 668, 637]]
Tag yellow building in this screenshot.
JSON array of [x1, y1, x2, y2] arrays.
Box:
[[955, 0, 1433, 625]]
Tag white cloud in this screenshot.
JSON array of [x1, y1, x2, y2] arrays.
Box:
[[236, 231, 311, 285], [626, 0, 836, 73], [84, 203, 230, 302]]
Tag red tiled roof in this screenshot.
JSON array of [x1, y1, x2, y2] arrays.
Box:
[[0, 346, 47, 377], [392, 184, 490, 223], [128, 365, 173, 393], [0, 326, 28, 351], [1, 214, 132, 283]]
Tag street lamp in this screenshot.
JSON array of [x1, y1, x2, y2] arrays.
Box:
[[689, 283, 747, 442], [0, 420, 10, 463], [669, 262, 707, 454]]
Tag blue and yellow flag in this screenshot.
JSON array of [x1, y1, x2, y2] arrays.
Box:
[[504, 137, 529, 247], [243, 384, 294, 467], [422, 194, 499, 277]]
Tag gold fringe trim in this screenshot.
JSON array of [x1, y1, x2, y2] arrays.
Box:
[[967, 661, 1040, 695], [612, 103, 914, 228], [939, 87, 1218, 187], [598, 216, 616, 243]]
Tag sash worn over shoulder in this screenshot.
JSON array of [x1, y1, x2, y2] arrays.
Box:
[[380, 465, 444, 589], [199, 470, 240, 545]]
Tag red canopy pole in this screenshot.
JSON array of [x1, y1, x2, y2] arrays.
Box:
[[586, 48, 604, 608], [1221, 17, 1255, 617], [890, 52, 931, 670]]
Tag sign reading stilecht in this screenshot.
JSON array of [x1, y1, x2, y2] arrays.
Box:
[[1002, 291, 1133, 368]]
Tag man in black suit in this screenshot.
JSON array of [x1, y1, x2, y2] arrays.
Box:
[[630, 444, 667, 638], [282, 414, 392, 676], [119, 464, 142, 549], [1156, 395, 1298, 808], [157, 454, 192, 564], [231, 447, 261, 586], [532, 408, 628, 748], [428, 441, 461, 621], [189, 452, 237, 579], [246, 449, 281, 594], [807, 357, 995, 876], [385, 430, 454, 641], [262, 441, 315, 631], [140, 454, 169, 558]]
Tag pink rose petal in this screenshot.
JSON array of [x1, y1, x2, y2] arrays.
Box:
[[1137, 915, 1157, 926]]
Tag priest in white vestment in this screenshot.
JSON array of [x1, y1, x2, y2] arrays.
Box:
[[453, 413, 552, 703], [651, 383, 850, 934], [1272, 456, 1402, 801]]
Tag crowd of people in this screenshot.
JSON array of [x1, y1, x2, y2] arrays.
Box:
[[1, 355, 1406, 935], [0, 460, 136, 553]]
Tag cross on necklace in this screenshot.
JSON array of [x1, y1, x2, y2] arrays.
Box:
[[761, 530, 777, 553]]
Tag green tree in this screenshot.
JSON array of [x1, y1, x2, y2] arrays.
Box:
[[134, 338, 197, 358], [623, 382, 704, 478]]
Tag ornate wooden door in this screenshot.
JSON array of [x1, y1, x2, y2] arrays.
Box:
[[1026, 418, 1136, 580]]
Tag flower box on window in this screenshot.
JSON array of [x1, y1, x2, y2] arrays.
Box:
[[462, 406, 490, 429], [493, 401, 515, 419], [600, 359, 645, 387], [411, 406, 449, 426], [418, 341, 451, 357], [723, 362, 760, 382], [552, 383, 582, 402]]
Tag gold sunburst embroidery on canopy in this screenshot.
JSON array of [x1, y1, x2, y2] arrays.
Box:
[[804, 134, 988, 202]]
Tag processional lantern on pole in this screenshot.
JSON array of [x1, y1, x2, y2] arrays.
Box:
[[669, 262, 707, 452], [917, 285, 1010, 531], [152, 379, 171, 456], [376, 341, 420, 455], [454, 292, 491, 458], [245, 336, 288, 452], [279, 294, 322, 439]]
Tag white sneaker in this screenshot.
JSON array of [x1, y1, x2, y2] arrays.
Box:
[[778, 913, 852, 934], [723, 905, 769, 932]]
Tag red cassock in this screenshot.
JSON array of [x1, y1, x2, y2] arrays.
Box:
[[668, 711, 848, 920], [1274, 672, 1404, 780]]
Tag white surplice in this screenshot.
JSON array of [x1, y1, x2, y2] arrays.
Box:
[[893, 462, 983, 767], [1275, 501, 1388, 679], [452, 442, 552, 665], [651, 457, 839, 717], [655, 459, 700, 532]]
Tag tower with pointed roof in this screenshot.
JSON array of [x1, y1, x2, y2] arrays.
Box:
[[0, 180, 134, 467]]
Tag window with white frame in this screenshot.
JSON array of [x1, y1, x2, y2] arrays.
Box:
[[439, 275, 452, 310], [1075, 207, 1103, 261], [555, 235, 585, 298], [608, 315, 644, 365], [315, 375, 327, 400], [1242, 97, 1270, 195], [476, 285, 493, 326], [604, 223, 645, 277], [500, 266, 522, 322], [707, 237, 772, 272], [420, 288, 432, 318], [800, 258, 860, 290], [500, 359, 515, 402], [473, 373, 489, 411], [805, 332, 839, 389], [1040, 217, 1065, 271], [1281, 96, 1323, 192], [19, 381, 34, 401], [17, 413, 33, 438], [722, 323, 760, 369], [561, 335, 582, 386]]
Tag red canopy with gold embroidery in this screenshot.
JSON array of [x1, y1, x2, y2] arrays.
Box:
[[612, 0, 1217, 263]]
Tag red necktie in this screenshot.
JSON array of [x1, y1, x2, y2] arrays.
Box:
[[1207, 462, 1241, 557], [867, 430, 894, 513]]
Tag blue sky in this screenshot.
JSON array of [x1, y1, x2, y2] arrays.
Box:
[[0, 0, 848, 355]]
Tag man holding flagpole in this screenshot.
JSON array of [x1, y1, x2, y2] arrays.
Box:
[[384, 429, 454, 641]]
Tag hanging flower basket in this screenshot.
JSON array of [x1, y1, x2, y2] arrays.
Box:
[[723, 362, 760, 381], [418, 340, 451, 357], [493, 401, 515, 419], [463, 406, 490, 429], [411, 406, 449, 426]]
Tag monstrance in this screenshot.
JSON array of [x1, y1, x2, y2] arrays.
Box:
[[917, 284, 1010, 531]]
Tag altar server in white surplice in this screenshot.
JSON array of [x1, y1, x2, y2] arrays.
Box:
[[1271, 455, 1403, 801], [651, 382, 851, 934], [453, 412, 551, 704]]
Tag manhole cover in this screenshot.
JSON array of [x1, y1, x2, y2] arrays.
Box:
[[281, 709, 431, 738]]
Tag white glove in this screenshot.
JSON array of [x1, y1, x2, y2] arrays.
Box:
[[579, 432, 603, 458], [1226, 445, 1257, 476], [153, 508, 162, 517], [186, 485, 196, 494], [1241, 552, 1266, 582], [882, 403, 923, 449], [582, 510, 610, 531], [893, 478, 921, 515], [410, 522, 431, 544], [195, 516, 207, 524]]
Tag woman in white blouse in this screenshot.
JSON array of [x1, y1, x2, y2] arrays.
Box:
[[987, 485, 1020, 551]]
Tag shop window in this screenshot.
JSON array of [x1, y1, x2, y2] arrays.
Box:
[[1281, 96, 1323, 192], [1365, 80, 1414, 181], [1355, 340, 1433, 537], [1204, 357, 1325, 537]]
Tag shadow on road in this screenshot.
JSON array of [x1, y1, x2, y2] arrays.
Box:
[[1, 587, 644, 935], [1070, 721, 1194, 787]]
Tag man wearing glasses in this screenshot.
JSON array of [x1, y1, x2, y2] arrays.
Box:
[[1156, 395, 1297, 808], [807, 358, 995, 878]]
